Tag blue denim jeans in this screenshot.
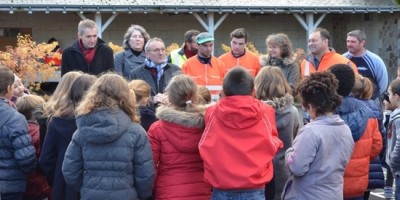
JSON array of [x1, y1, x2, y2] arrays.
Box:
[[1, 192, 23, 200], [212, 188, 265, 200]]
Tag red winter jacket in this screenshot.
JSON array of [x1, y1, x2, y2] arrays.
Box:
[[199, 96, 283, 190], [148, 106, 211, 200]]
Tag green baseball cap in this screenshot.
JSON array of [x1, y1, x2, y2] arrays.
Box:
[[196, 32, 215, 44]]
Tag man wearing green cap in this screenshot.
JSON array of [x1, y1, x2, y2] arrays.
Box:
[[182, 32, 226, 87]]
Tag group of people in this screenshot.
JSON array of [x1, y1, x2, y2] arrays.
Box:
[[0, 17, 397, 200]]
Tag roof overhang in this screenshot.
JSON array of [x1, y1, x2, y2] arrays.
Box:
[[1, 5, 399, 15]]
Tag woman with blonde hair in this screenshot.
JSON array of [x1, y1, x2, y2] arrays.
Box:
[[260, 33, 300, 91], [128, 79, 157, 131], [39, 73, 96, 200], [62, 73, 155, 200], [254, 66, 299, 200], [114, 24, 151, 79], [148, 74, 211, 199]]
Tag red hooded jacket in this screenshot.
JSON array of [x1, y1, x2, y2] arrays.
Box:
[[199, 96, 283, 190]]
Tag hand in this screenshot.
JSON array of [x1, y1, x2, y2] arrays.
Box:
[[154, 93, 168, 105]]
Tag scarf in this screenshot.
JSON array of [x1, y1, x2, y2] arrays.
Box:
[[78, 40, 96, 64], [145, 58, 168, 84]]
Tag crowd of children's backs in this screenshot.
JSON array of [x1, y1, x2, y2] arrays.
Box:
[[0, 22, 397, 200]]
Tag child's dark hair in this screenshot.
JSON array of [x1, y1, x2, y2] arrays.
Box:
[[223, 66, 254, 96], [297, 71, 342, 116], [0, 65, 15, 95], [328, 64, 355, 96], [390, 79, 400, 96]]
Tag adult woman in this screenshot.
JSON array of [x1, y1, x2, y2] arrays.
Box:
[[114, 25, 150, 79], [260, 33, 300, 91]]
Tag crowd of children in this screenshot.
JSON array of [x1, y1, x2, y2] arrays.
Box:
[[1, 62, 400, 200]]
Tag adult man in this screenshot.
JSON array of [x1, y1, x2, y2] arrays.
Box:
[[129, 38, 181, 101], [300, 27, 357, 78], [168, 30, 200, 68], [343, 30, 388, 101], [61, 19, 114, 76], [219, 28, 260, 77], [182, 32, 226, 86]]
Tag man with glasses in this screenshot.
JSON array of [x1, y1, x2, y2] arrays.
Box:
[[129, 37, 181, 103], [168, 30, 200, 68]]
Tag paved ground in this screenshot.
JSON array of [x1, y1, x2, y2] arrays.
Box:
[[370, 189, 391, 199]]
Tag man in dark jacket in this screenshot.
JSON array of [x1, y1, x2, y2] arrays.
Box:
[[130, 37, 181, 103], [61, 19, 114, 76]]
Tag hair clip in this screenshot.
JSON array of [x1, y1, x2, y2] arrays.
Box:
[[186, 100, 192, 105]]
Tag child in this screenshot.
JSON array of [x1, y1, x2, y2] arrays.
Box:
[[197, 85, 211, 104], [62, 73, 155, 200], [254, 66, 299, 200], [329, 64, 382, 200], [199, 67, 283, 199], [148, 75, 211, 199], [0, 65, 36, 200], [282, 71, 354, 199], [16, 95, 51, 200], [11, 74, 29, 104], [386, 78, 400, 200], [128, 79, 157, 131], [39, 74, 96, 200], [350, 74, 385, 199]]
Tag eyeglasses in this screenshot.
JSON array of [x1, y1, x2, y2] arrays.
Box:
[[148, 48, 166, 53]]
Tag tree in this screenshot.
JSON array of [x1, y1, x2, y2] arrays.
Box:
[[0, 34, 60, 90]]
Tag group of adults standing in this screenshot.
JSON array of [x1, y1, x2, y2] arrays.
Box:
[[49, 18, 389, 200]]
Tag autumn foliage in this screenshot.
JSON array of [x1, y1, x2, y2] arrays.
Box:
[[0, 34, 60, 89]]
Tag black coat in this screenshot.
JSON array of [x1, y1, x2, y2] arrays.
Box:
[[129, 63, 181, 96], [39, 116, 80, 200], [61, 38, 114, 76]]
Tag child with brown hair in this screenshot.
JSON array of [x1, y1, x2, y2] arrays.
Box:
[[62, 73, 155, 200], [148, 74, 211, 199], [254, 66, 299, 200], [128, 79, 157, 131], [16, 95, 51, 200], [0, 65, 36, 200], [39, 73, 96, 200]]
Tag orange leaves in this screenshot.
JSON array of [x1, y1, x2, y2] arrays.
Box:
[[0, 34, 57, 84]]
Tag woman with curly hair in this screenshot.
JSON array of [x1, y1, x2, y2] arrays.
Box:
[[282, 71, 354, 200]]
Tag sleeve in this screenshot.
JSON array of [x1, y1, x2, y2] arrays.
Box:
[[61, 50, 71, 76], [38, 120, 58, 185], [133, 128, 155, 200], [114, 52, 124, 75], [372, 55, 389, 95], [285, 127, 318, 176], [370, 119, 383, 159], [10, 115, 37, 174], [104, 46, 115, 71], [390, 119, 400, 171], [147, 123, 161, 167], [287, 62, 300, 88], [62, 130, 84, 192]]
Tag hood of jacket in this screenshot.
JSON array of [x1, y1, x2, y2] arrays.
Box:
[[156, 105, 206, 152], [214, 96, 267, 129], [336, 96, 374, 142], [260, 53, 297, 67], [261, 93, 294, 113], [76, 108, 132, 144]]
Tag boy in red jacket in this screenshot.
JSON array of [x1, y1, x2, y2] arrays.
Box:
[[199, 66, 283, 199]]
